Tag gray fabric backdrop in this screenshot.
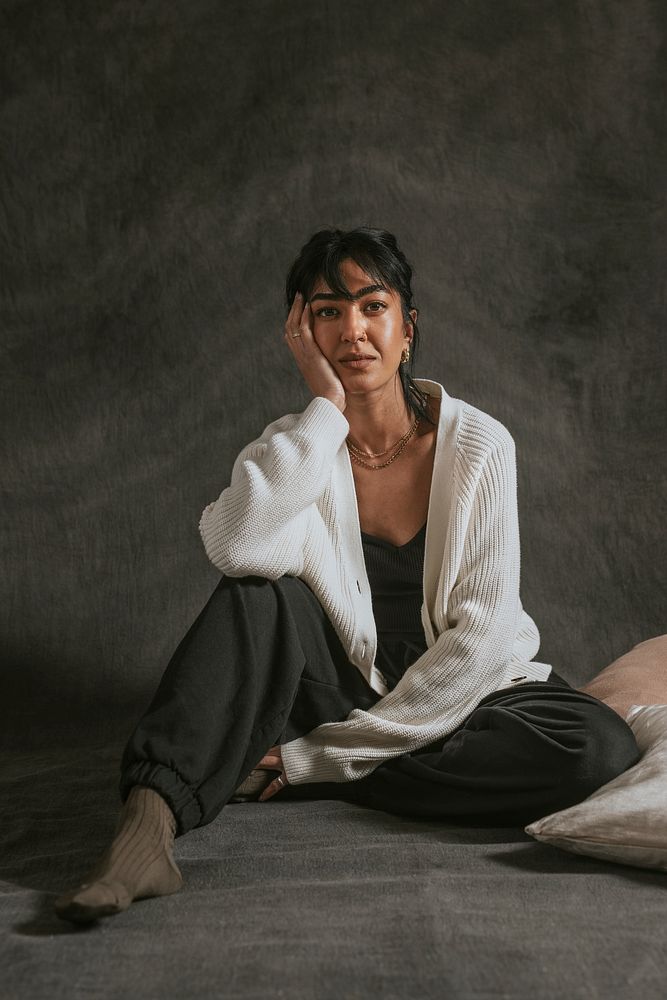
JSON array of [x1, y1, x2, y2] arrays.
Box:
[[2, 0, 665, 746]]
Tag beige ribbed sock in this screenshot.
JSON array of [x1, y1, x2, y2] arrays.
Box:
[[54, 786, 183, 923]]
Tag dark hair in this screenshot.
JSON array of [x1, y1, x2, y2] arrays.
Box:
[[284, 227, 434, 425]]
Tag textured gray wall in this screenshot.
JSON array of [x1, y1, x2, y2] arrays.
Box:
[[2, 0, 665, 743]]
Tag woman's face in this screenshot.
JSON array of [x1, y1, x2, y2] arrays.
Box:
[[308, 258, 417, 396]]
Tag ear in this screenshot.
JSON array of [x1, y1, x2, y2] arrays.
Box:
[[404, 308, 418, 343]]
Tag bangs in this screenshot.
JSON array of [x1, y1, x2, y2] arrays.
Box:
[[306, 248, 392, 301]]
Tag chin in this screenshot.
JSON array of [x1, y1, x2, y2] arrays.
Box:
[[341, 373, 391, 396]]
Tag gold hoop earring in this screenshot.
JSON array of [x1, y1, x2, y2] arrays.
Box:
[[400, 346, 410, 364]]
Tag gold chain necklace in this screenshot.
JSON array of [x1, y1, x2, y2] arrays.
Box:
[[346, 416, 420, 470], [346, 415, 419, 459]]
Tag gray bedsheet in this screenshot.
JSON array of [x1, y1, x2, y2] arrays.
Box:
[[3, 743, 666, 999]]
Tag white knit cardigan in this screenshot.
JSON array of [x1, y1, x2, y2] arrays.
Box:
[[198, 378, 552, 785]]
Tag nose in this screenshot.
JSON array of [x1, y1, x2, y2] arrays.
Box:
[[340, 306, 367, 342]]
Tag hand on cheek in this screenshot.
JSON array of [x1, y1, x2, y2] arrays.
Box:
[[284, 293, 347, 413]]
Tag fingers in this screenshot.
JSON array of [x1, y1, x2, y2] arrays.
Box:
[[255, 745, 288, 801], [258, 773, 287, 801], [256, 752, 282, 769], [282, 294, 346, 411], [284, 291, 302, 336], [255, 744, 282, 766], [284, 293, 304, 349]]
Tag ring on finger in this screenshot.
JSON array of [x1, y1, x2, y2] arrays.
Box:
[[290, 332, 301, 338], [276, 775, 285, 786]]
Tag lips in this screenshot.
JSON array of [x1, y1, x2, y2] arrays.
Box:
[[339, 356, 377, 370]]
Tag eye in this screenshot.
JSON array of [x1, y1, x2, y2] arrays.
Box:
[[314, 301, 387, 318]]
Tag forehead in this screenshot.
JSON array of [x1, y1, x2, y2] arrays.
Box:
[[310, 258, 396, 299]]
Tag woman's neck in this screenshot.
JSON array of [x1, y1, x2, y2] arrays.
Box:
[[344, 382, 415, 454]]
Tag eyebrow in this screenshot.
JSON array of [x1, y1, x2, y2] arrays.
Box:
[[309, 284, 388, 304]]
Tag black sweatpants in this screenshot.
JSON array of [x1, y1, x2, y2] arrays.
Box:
[[120, 574, 640, 835]]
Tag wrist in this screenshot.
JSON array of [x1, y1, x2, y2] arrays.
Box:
[[320, 392, 346, 413]]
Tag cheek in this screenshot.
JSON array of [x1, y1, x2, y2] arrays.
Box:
[[380, 327, 407, 355]]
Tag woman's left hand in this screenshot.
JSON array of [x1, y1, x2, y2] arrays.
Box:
[[255, 745, 290, 801]]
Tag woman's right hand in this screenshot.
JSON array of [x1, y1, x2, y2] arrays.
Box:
[[284, 292, 346, 413]]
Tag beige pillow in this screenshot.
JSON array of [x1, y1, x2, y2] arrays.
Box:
[[578, 634, 667, 717], [525, 704, 667, 872]]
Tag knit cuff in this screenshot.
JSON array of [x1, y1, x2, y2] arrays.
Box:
[[295, 395, 349, 445], [280, 735, 379, 786], [280, 737, 337, 785]]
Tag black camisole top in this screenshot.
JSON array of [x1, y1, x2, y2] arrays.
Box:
[[360, 522, 429, 691]]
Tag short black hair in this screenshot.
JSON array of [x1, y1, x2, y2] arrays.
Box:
[[285, 227, 433, 424]]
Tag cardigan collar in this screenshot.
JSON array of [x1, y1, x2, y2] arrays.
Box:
[[415, 380, 462, 639]]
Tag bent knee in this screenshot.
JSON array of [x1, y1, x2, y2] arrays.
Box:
[[563, 700, 641, 801], [488, 693, 642, 811]]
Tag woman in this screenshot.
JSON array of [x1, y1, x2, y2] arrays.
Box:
[[55, 227, 639, 923]]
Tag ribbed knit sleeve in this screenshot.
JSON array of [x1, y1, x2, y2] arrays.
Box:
[[198, 396, 349, 579], [280, 434, 522, 785]]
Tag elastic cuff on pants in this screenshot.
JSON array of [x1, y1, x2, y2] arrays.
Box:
[[120, 760, 203, 836]]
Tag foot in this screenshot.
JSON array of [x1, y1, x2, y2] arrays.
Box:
[[55, 786, 183, 923]]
